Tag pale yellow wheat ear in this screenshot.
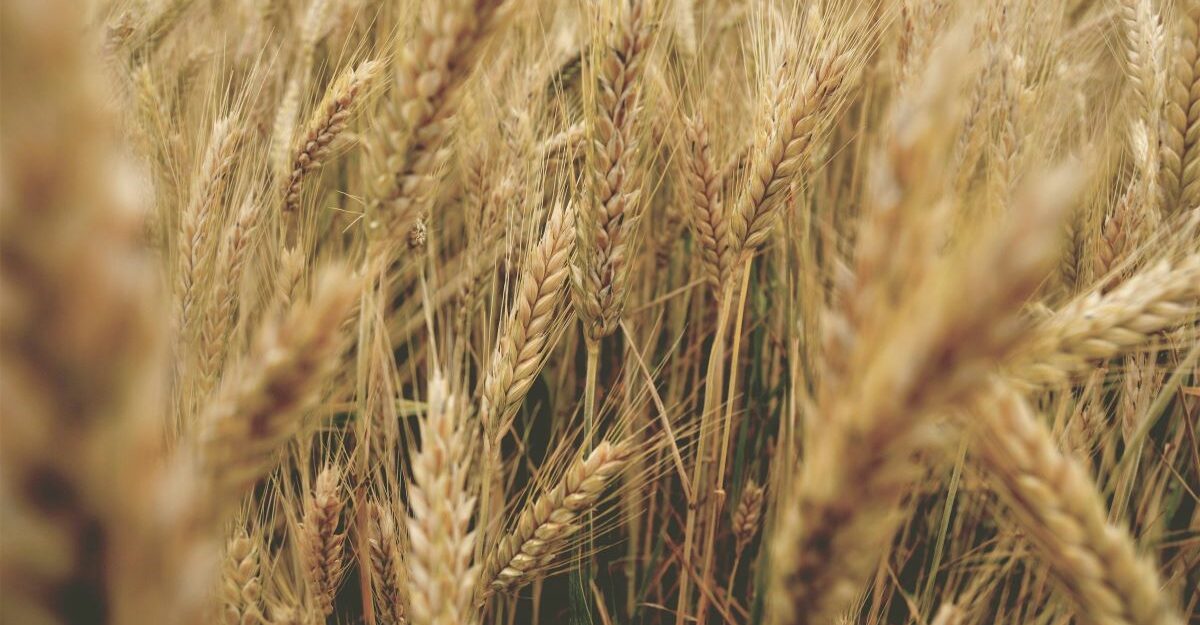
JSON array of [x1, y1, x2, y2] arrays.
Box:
[[680, 111, 727, 290], [220, 526, 267, 625], [571, 0, 654, 342], [0, 0, 169, 621], [199, 265, 358, 508], [970, 383, 1184, 625], [270, 0, 332, 183], [177, 116, 241, 342], [824, 21, 973, 406], [1159, 0, 1200, 212], [405, 373, 478, 625], [480, 440, 632, 598], [197, 196, 264, 401], [723, 26, 856, 283], [767, 168, 1077, 625]]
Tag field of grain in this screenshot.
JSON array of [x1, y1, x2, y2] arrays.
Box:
[[2, 0, 1199, 624]]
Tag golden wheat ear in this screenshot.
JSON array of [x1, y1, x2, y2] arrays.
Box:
[[971, 383, 1184, 625], [481, 440, 632, 598], [404, 374, 478, 625], [198, 265, 358, 508]]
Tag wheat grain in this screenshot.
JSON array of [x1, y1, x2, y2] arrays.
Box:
[[479, 202, 574, 439]]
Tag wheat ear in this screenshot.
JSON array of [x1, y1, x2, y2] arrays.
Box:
[[480, 202, 574, 438], [723, 45, 852, 280], [732, 480, 764, 552], [681, 113, 727, 289], [300, 464, 348, 617], [481, 440, 632, 596], [1160, 0, 1200, 211], [572, 0, 652, 341], [269, 0, 331, 183], [405, 375, 477, 625], [177, 117, 240, 337], [368, 502, 408, 625], [378, 0, 508, 225], [1014, 253, 1200, 386], [199, 266, 357, 505], [0, 2, 165, 619], [221, 528, 266, 625], [767, 173, 1075, 625], [282, 60, 380, 218], [198, 198, 263, 397], [972, 384, 1184, 625]]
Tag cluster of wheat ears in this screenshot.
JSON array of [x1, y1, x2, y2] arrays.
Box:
[[3, 0, 1200, 624]]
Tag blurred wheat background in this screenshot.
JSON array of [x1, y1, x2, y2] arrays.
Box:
[[1, 0, 1199, 624]]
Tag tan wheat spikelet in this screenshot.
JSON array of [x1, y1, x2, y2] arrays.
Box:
[[767, 171, 1076, 625], [199, 266, 358, 505], [723, 42, 853, 281], [300, 464, 347, 617], [972, 384, 1183, 625], [481, 440, 632, 596], [0, 2, 167, 619], [198, 198, 263, 398], [1160, 0, 1200, 211], [732, 480, 764, 552], [177, 117, 241, 337], [378, 0, 509, 224], [269, 0, 331, 182], [1117, 0, 1166, 129], [681, 113, 726, 289]]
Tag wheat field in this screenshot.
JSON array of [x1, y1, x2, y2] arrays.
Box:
[[2, 0, 1199, 624]]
